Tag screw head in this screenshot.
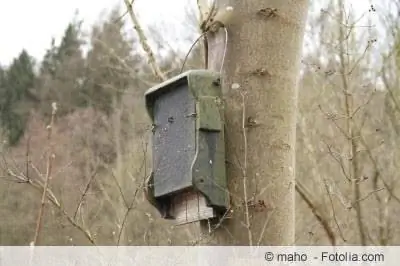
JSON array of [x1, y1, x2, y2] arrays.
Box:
[[212, 78, 221, 86]]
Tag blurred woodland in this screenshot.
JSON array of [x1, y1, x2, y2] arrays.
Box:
[[1, 0, 400, 245]]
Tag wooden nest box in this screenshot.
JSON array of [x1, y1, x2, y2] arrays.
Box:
[[144, 70, 229, 225]]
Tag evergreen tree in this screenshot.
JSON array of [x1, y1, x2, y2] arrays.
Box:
[[36, 21, 86, 116], [40, 38, 58, 77], [85, 8, 139, 115], [5, 50, 36, 103], [0, 50, 36, 145], [57, 21, 84, 59]]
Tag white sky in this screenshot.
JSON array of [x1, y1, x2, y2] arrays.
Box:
[[0, 0, 378, 66], [0, 0, 190, 66]]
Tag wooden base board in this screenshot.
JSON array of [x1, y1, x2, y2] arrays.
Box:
[[170, 191, 216, 225]]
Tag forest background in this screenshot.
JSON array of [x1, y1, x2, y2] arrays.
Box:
[[1, 0, 400, 245]]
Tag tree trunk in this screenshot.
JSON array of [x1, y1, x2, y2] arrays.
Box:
[[204, 0, 309, 245]]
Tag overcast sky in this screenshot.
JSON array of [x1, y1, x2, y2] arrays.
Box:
[[0, 0, 377, 66], [0, 0, 191, 66]]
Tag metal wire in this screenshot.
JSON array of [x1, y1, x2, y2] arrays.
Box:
[[219, 27, 228, 74]]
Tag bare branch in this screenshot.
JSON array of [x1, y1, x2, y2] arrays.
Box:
[[240, 90, 253, 246], [32, 102, 57, 246], [350, 188, 385, 208], [73, 165, 100, 220], [295, 181, 336, 245], [123, 0, 167, 81], [323, 180, 347, 242]]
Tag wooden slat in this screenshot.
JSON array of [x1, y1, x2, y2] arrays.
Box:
[[171, 190, 216, 225]]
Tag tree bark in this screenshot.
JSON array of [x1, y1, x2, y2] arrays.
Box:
[[204, 0, 309, 245]]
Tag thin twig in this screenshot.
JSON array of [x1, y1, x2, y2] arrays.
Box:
[[116, 142, 148, 245], [117, 185, 142, 245], [190, 207, 232, 245], [257, 208, 276, 246], [73, 166, 99, 220], [110, 170, 129, 208], [351, 89, 375, 118], [323, 180, 347, 242], [25, 135, 30, 182], [32, 102, 57, 246], [347, 42, 374, 75], [350, 188, 385, 208], [5, 157, 96, 245], [359, 134, 400, 204], [240, 91, 253, 246], [323, 140, 351, 182], [318, 105, 349, 139]]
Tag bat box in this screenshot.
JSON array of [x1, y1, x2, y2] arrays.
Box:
[[144, 70, 229, 225]]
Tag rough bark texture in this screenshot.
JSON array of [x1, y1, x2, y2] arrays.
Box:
[[205, 0, 309, 245]]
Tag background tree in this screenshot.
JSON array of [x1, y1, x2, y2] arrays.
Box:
[[85, 8, 140, 115], [295, 0, 400, 245], [36, 20, 86, 116], [0, 50, 36, 145]]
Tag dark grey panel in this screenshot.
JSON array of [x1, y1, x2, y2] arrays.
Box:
[[152, 84, 196, 198]]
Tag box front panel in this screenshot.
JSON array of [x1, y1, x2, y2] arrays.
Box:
[[152, 84, 196, 198]]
